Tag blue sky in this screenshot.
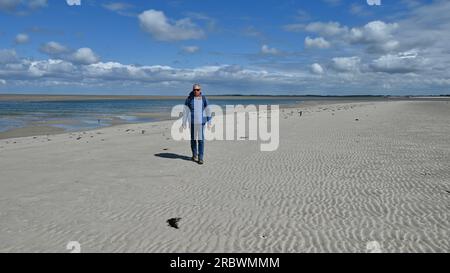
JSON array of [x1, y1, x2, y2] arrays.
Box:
[[0, 0, 449, 95]]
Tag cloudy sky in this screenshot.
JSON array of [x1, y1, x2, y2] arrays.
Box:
[[0, 0, 449, 95]]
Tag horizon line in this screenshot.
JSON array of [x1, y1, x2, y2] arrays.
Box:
[[1, 93, 450, 98]]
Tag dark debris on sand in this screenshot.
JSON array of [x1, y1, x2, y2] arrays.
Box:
[[167, 218, 181, 229]]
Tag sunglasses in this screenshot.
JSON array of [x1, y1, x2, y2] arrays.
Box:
[[194, 89, 201, 91]]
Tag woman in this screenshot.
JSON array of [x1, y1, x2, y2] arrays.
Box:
[[182, 83, 212, 164]]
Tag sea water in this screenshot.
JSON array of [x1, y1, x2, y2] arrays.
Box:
[[0, 97, 302, 133]]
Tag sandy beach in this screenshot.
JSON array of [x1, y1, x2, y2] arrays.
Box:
[[0, 100, 449, 253]]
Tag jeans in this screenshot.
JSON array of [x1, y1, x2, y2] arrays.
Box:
[[190, 123, 205, 160]]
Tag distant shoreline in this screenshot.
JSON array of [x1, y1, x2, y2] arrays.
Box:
[[1, 93, 449, 102], [0, 97, 449, 140]]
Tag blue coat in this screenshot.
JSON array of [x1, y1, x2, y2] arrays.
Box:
[[183, 91, 212, 125]]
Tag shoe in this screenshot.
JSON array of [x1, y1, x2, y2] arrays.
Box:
[[192, 156, 198, 162], [198, 159, 204, 165]]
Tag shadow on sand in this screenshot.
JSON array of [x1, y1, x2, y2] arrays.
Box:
[[154, 153, 192, 161]]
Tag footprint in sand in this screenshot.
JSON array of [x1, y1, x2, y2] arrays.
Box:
[[167, 218, 181, 229]]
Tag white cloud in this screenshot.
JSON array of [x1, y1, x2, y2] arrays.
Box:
[[283, 21, 349, 37], [138, 9, 204, 41], [0, 79, 6, 85], [350, 20, 398, 43], [27, 59, 76, 77], [311, 63, 324, 74], [305, 37, 331, 49], [102, 2, 131, 11], [0, 49, 18, 64], [102, 2, 134, 16], [39, 43, 99, 65], [0, 53, 447, 95], [281, 23, 305, 33], [66, 0, 81, 6], [0, 55, 308, 91], [305, 21, 348, 36], [71, 48, 99, 65], [375, 40, 400, 53], [261, 45, 279, 55], [40, 41, 69, 55], [181, 46, 200, 54], [370, 50, 426, 73], [331, 57, 361, 72], [298, 20, 400, 54], [15, 33, 29, 44]]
